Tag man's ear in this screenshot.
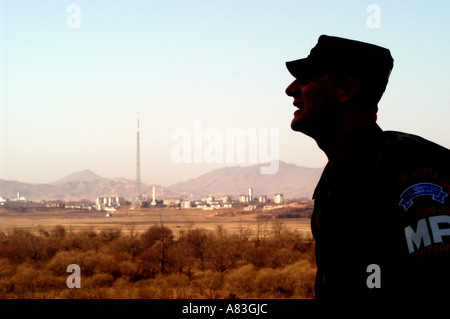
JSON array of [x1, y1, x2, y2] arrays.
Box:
[[338, 78, 359, 103]]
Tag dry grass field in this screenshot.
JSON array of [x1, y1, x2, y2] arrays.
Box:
[[0, 205, 316, 299], [0, 206, 312, 238]]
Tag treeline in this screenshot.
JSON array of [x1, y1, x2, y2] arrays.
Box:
[[0, 222, 316, 299]]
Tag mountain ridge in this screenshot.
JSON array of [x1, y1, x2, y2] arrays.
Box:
[[0, 161, 323, 201], [50, 169, 108, 185], [168, 160, 323, 199]]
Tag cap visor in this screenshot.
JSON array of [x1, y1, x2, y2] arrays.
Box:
[[286, 58, 313, 80]]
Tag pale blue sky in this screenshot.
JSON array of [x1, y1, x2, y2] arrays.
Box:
[[1, 1, 449, 187]]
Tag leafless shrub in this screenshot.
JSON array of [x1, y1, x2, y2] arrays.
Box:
[[50, 225, 66, 238], [192, 270, 224, 299], [99, 228, 122, 242], [0, 222, 316, 299]]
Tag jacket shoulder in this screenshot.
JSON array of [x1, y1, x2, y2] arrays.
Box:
[[380, 130, 449, 163]]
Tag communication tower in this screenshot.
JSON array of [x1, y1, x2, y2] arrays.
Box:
[[134, 116, 143, 201]]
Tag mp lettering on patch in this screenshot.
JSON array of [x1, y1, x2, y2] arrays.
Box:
[[399, 183, 448, 211]]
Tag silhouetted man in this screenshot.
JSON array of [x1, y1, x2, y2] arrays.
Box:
[[285, 35, 450, 303]]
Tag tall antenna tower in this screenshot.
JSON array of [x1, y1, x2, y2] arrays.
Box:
[[135, 115, 143, 200]]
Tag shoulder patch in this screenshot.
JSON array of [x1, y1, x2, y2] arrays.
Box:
[[399, 183, 448, 211]]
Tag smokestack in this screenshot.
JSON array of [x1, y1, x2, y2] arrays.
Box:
[[151, 186, 157, 205], [249, 187, 253, 202]]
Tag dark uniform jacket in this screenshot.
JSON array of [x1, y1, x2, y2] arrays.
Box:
[[311, 122, 450, 302]]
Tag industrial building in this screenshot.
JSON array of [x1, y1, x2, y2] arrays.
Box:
[[95, 196, 123, 211], [274, 193, 284, 204], [163, 198, 182, 207]]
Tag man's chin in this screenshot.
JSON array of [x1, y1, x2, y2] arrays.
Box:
[[291, 119, 316, 138], [290, 118, 304, 132]]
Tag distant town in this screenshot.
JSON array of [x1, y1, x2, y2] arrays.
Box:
[[1, 120, 316, 215], [0, 186, 312, 216]]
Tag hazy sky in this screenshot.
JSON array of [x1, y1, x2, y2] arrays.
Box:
[[1, 0, 449, 187]]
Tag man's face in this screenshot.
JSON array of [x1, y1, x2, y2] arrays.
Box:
[[285, 74, 340, 137]]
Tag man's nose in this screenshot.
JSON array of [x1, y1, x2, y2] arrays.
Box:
[[285, 80, 299, 97]]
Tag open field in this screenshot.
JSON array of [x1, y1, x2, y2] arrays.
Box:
[[0, 206, 312, 239]]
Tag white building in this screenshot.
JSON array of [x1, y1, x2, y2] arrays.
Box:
[[210, 201, 221, 209], [222, 196, 231, 204], [14, 192, 27, 202], [239, 195, 250, 203], [96, 196, 121, 210], [258, 195, 267, 203], [194, 200, 205, 207], [163, 198, 182, 207], [0, 197, 7, 205], [182, 201, 193, 208], [274, 193, 284, 204]]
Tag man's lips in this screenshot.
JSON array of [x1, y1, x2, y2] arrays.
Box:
[[293, 102, 305, 111], [294, 109, 303, 116]]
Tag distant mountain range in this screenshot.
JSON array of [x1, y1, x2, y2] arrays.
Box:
[[0, 161, 323, 201], [168, 161, 323, 200], [0, 169, 175, 202]]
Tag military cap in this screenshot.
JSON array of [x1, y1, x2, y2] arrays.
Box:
[[286, 35, 394, 83]]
